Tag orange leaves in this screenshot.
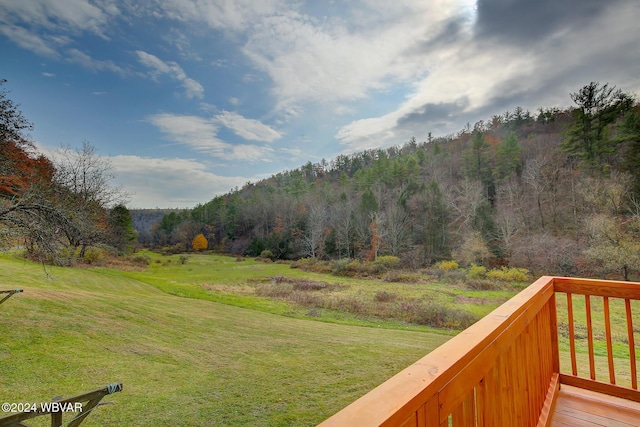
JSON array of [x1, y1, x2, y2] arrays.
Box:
[[485, 134, 500, 148], [0, 140, 54, 196], [192, 233, 208, 251]]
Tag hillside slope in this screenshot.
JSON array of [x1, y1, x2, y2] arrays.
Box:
[[143, 86, 640, 280], [0, 256, 449, 426]]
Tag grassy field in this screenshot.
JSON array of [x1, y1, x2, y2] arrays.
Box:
[[102, 252, 523, 331], [0, 254, 451, 426], [2, 252, 637, 425]]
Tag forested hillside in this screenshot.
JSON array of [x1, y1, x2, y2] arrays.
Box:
[[146, 83, 640, 280]]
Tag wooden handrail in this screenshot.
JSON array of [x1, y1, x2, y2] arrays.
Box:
[[319, 276, 558, 426], [553, 276, 640, 402], [319, 276, 640, 426]]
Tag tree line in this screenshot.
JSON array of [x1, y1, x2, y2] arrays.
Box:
[[0, 80, 136, 265], [144, 82, 640, 280], [4, 77, 637, 279]]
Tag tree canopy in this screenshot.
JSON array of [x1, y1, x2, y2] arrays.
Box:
[[0, 80, 133, 264], [143, 82, 639, 280]]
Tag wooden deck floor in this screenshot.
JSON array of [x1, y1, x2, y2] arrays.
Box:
[[550, 385, 640, 427]]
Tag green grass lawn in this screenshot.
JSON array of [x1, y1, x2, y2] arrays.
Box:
[[104, 252, 521, 332], [2, 252, 636, 425], [0, 254, 451, 426]]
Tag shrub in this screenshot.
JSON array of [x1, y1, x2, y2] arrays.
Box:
[[192, 233, 208, 251], [411, 303, 478, 329], [256, 284, 292, 298], [81, 247, 104, 264], [290, 258, 334, 274], [331, 258, 352, 276], [486, 266, 530, 282], [466, 278, 499, 291], [260, 250, 275, 260], [381, 271, 400, 282], [306, 309, 322, 317], [436, 260, 459, 271], [128, 254, 151, 266], [179, 255, 189, 265], [289, 291, 322, 306], [373, 255, 400, 271], [292, 281, 327, 291], [374, 290, 398, 302], [466, 264, 487, 280], [382, 272, 422, 283], [346, 259, 364, 274], [443, 269, 467, 284]]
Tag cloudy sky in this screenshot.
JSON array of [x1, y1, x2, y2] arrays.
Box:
[[2, 0, 639, 208]]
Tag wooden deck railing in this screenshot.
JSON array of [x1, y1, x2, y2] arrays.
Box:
[[554, 278, 640, 403], [319, 276, 640, 427]]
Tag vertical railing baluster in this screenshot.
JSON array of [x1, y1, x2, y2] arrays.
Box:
[[585, 295, 596, 380], [603, 296, 616, 384], [567, 293, 577, 376], [475, 382, 485, 427], [425, 395, 440, 427], [462, 391, 475, 426], [625, 298, 638, 390], [548, 295, 561, 381]]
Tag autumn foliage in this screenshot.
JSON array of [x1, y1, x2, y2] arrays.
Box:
[[0, 140, 54, 196], [192, 233, 208, 251], [1, 80, 132, 264], [0, 80, 54, 196]]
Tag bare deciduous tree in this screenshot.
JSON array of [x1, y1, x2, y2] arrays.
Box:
[[49, 141, 129, 259], [303, 200, 328, 258]]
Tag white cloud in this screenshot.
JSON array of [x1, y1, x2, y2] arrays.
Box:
[[41, 71, 55, 77], [136, 50, 204, 99], [164, 28, 201, 61], [66, 48, 127, 75], [0, 24, 61, 57], [147, 113, 275, 161], [336, 113, 403, 153], [111, 155, 249, 208], [241, 2, 470, 109], [182, 77, 205, 100], [215, 111, 281, 142], [0, 0, 119, 57], [335, 2, 640, 152], [230, 144, 274, 162], [34, 140, 247, 208], [0, 0, 116, 35], [157, 0, 286, 31], [147, 114, 226, 155]]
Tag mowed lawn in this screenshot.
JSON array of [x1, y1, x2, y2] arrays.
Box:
[[0, 255, 450, 426]]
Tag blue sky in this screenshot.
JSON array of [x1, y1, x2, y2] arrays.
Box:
[[1, 0, 639, 208]]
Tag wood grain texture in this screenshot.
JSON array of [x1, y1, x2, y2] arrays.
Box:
[[625, 299, 637, 390], [319, 277, 640, 427]]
